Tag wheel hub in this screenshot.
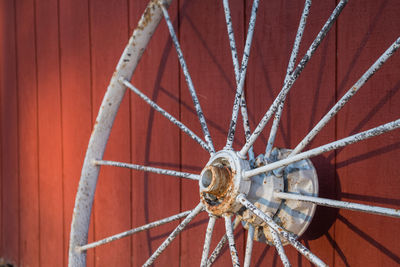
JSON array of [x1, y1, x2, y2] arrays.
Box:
[[199, 150, 251, 216], [199, 148, 319, 244]]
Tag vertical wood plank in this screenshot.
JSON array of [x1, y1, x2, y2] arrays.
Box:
[[0, 0, 19, 265], [335, 0, 400, 266], [179, 0, 245, 265], [15, 0, 40, 265], [0, 0, 4, 259], [129, 0, 180, 266], [58, 0, 94, 266], [90, 0, 131, 265], [35, 0, 64, 265], [1, 0, 400, 266], [246, 0, 337, 265]]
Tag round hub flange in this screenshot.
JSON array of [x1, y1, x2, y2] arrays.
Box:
[[199, 148, 318, 245], [240, 148, 319, 245], [199, 150, 251, 216]]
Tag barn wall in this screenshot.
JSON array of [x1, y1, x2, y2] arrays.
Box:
[[1, 0, 400, 266]]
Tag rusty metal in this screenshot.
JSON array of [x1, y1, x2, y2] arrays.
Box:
[[237, 194, 327, 267], [199, 150, 251, 216]]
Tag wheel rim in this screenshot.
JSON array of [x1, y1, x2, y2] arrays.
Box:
[[68, 0, 400, 266]]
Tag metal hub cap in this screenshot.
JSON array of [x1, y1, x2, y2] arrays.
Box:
[[199, 148, 319, 243]]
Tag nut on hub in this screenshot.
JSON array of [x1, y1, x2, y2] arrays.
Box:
[[199, 150, 251, 216]]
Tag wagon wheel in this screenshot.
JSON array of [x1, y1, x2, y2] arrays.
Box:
[[68, 0, 400, 266]]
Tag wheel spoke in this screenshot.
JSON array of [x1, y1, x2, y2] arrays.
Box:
[[207, 217, 241, 266], [239, 0, 348, 158], [275, 191, 400, 218], [222, 0, 256, 161], [243, 224, 255, 267], [224, 215, 240, 266], [290, 37, 400, 156], [237, 194, 327, 267], [93, 159, 199, 180], [270, 228, 291, 267], [265, 0, 312, 158], [121, 79, 210, 153], [240, 96, 255, 162], [160, 2, 215, 154], [143, 203, 203, 267], [244, 118, 400, 178], [200, 216, 217, 267], [223, 0, 240, 83], [76, 210, 191, 251], [207, 234, 227, 266], [225, 0, 260, 149]]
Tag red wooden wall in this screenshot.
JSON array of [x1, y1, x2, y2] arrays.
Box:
[[1, 0, 400, 266]]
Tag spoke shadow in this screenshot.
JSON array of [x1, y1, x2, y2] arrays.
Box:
[[148, 217, 209, 241], [253, 245, 271, 267], [158, 86, 245, 148], [253, 37, 289, 148], [325, 232, 350, 267], [335, 140, 400, 170], [322, 0, 389, 116], [327, 79, 400, 162], [338, 215, 400, 264], [307, 34, 331, 133]]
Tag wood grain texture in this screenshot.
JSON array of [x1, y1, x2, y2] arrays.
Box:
[[35, 0, 64, 265], [1, 0, 19, 265], [0, 0, 399, 266], [245, 0, 337, 265], [89, 0, 131, 265], [58, 0, 93, 266], [179, 0, 245, 265], [335, 0, 400, 266], [129, 0, 180, 266], [15, 0, 40, 265]]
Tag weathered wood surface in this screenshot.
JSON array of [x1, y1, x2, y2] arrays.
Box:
[[1, 0, 399, 266]]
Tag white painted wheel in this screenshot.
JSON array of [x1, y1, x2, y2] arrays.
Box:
[[69, 0, 400, 266]]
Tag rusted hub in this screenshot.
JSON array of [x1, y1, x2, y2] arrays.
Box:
[[199, 148, 318, 244], [199, 150, 251, 216], [199, 148, 319, 245], [200, 165, 231, 196]]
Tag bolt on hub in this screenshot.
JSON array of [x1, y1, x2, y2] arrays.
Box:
[[199, 148, 319, 244]]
